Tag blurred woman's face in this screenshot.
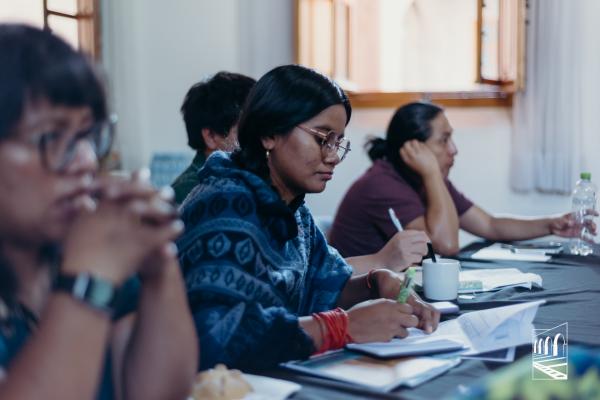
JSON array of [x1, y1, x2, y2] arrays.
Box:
[[263, 104, 347, 202], [424, 112, 458, 178], [0, 99, 98, 245]]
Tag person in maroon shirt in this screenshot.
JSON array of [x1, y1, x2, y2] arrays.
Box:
[[330, 102, 591, 257]]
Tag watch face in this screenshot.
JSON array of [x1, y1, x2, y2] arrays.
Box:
[[88, 280, 115, 307]]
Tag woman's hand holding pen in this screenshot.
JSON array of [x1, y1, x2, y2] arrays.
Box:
[[369, 269, 440, 334], [347, 299, 418, 342], [407, 292, 440, 334], [375, 230, 429, 271]]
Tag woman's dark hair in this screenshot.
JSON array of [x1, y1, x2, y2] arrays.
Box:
[[0, 24, 106, 302], [233, 64, 352, 180], [366, 102, 443, 188], [0, 23, 107, 140]]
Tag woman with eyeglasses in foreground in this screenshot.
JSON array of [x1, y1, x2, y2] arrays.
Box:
[[0, 24, 197, 399], [177, 64, 440, 371]]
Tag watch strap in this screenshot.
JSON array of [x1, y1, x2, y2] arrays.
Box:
[[53, 273, 117, 314]]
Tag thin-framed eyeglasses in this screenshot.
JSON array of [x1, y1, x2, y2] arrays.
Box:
[[297, 125, 351, 162], [32, 114, 117, 173]]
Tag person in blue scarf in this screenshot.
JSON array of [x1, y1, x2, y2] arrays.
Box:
[[0, 24, 197, 399], [177, 64, 440, 371]]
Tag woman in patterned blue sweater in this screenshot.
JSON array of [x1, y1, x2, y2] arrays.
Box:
[[178, 64, 440, 371]]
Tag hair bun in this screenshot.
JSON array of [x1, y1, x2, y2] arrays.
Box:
[[365, 136, 387, 161]]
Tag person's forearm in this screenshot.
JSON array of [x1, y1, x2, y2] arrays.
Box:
[[422, 172, 460, 254], [336, 274, 372, 309], [122, 266, 197, 400], [0, 294, 111, 400], [345, 253, 384, 275], [299, 316, 323, 351], [487, 217, 552, 241]]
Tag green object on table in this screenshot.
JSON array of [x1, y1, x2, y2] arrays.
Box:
[[397, 267, 416, 303], [459, 280, 483, 292]]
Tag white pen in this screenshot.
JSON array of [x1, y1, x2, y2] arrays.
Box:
[[388, 207, 404, 232]]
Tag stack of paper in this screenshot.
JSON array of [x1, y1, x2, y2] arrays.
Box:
[[459, 268, 543, 292], [470, 243, 551, 262], [414, 267, 543, 293], [282, 350, 460, 391]]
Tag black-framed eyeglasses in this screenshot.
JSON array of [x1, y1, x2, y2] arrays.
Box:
[[297, 125, 351, 162], [32, 114, 117, 172]]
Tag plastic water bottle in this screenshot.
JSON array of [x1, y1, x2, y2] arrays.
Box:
[[569, 172, 597, 255]]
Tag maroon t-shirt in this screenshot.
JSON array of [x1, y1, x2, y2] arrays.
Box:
[[329, 159, 473, 257]]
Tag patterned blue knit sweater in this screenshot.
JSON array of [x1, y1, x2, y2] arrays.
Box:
[[177, 151, 353, 371]]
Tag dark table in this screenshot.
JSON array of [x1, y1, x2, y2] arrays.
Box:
[[268, 241, 600, 399]]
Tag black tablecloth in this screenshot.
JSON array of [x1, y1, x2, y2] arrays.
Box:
[[268, 241, 600, 399]]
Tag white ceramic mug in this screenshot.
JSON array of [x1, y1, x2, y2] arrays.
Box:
[[422, 258, 460, 301]]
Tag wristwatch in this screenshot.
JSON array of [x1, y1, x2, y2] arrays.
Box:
[[53, 273, 117, 314]]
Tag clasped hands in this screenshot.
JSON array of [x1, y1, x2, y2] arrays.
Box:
[[62, 169, 183, 285]]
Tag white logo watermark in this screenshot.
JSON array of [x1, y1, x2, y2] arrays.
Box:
[[531, 322, 568, 380]]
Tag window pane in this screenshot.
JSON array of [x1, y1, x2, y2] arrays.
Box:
[[299, 0, 334, 76], [0, 0, 44, 27], [47, 14, 79, 49], [299, 0, 480, 92], [332, 1, 350, 81], [367, 0, 478, 91], [481, 0, 500, 80], [47, 0, 78, 16]]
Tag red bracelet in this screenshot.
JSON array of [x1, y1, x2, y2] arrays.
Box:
[[312, 312, 330, 353], [312, 308, 353, 354]]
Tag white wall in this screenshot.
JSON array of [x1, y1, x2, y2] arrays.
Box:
[[102, 0, 293, 170], [102, 0, 575, 247], [103, 0, 242, 169]]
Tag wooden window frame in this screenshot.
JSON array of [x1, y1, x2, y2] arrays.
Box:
[[43, 0, 101, 59], [295, 0, 525, 108]]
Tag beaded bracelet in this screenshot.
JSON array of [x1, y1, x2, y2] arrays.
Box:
[[312, 307, 353, 353]]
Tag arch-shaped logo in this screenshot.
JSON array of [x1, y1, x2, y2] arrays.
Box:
[[532, 322, 568, 380]]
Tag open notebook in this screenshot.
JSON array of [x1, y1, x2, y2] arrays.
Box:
[[345, 338, 465, 359], [346, 300, 545, 358]]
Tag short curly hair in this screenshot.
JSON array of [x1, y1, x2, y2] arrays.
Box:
[[180, 71, 256, 151]]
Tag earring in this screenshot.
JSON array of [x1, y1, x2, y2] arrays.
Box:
[[266, 149, 270, 159]]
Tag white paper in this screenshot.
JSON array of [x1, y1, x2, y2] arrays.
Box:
[[402, 300, 545, 356], [471, 243, 551, 262], [462, 346, 516, 363]]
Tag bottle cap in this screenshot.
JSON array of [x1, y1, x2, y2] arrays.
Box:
[[580, 172, 592, 180]]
